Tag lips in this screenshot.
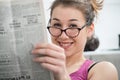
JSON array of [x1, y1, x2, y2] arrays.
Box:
[[58, 42, 73, 49]]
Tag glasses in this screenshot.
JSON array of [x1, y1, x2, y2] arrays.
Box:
[[47, 24, 87, 38]]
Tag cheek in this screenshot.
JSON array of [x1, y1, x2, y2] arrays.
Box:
[[76, 38, 86, 49], [76, 33, 87, 49], [51, 37, 56, 43], [51, 37, 58, 45]]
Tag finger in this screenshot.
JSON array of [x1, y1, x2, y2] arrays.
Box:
[[33, 56, 64, 66], [34, 43, 64, 52], [32, 48, 66, 60]]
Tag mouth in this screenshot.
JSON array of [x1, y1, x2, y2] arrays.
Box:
[[58, 42, 73, 49]]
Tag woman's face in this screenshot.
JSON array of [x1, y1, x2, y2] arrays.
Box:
[[50, 5, 94, 57]]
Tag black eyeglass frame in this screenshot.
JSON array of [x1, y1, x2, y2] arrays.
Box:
[[47, 23, 87, 38]]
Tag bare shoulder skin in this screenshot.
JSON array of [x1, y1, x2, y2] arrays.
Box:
[[88, 61, 119, 80]]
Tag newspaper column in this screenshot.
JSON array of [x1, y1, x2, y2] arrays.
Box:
[[0, 0, 22, 80]]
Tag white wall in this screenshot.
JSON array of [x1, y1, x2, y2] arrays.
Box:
[[95, 0, 120, 50], [43, 0, 53, 24], [43, 0, 120, 50]]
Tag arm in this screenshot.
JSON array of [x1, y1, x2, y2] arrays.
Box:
[[88, 61, 118, 80]]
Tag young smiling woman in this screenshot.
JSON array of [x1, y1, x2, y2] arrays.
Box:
[[32, 0, 118, 80]]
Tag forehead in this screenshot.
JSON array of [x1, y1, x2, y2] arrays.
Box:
[[51, 5, 85, 22]]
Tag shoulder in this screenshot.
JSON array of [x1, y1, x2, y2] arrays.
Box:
[[88, 61, 118, 80]]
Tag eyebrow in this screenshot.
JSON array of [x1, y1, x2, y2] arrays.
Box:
[[51, 18, 79, 22], [69, 19, 78, 22], [52, 18, 60, 21]]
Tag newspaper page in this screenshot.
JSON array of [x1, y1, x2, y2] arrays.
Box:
[[0, 0, 53, 80]]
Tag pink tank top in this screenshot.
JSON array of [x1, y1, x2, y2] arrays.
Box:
[[70, 59, 94, 80]]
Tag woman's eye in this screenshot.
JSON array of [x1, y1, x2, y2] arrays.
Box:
[[53, 23, 61, 27], [69, 24, 78, 28]]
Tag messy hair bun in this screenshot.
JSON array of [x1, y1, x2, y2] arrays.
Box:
[[84, 35, 100, 51], [91, 0, 104, 16]]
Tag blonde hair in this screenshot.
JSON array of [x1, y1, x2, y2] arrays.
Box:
[[91, 0, 103, 15], [50, 0, 104, 26]]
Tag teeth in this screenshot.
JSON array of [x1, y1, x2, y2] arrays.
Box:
[[60, 42, 72, 48], [61, 44, 69, 46]]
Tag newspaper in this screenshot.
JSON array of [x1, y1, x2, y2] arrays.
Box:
[[0, 0, 53, 80]]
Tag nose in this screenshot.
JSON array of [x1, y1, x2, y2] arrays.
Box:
[[59, 30, 69, 38]]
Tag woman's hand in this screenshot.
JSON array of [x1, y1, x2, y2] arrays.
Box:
[[32, 43, 71, 80]]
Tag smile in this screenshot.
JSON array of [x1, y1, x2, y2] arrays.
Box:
[[58, 42, 73, 49]]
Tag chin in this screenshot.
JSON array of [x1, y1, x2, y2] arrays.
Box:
[[64, 50, 73, 57]]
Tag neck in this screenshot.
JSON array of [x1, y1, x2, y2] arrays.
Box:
[[66, 52, 86, 68]]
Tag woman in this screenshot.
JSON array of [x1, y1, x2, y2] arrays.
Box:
[[32, 0, 118, 80]]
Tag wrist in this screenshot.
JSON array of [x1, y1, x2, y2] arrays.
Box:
[[53, 73, 71, 80]]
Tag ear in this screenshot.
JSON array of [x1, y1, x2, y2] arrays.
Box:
[[86, 23, 94, 38]]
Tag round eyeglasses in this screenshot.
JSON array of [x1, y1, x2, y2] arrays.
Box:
[[47, 24, 87, 38]]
